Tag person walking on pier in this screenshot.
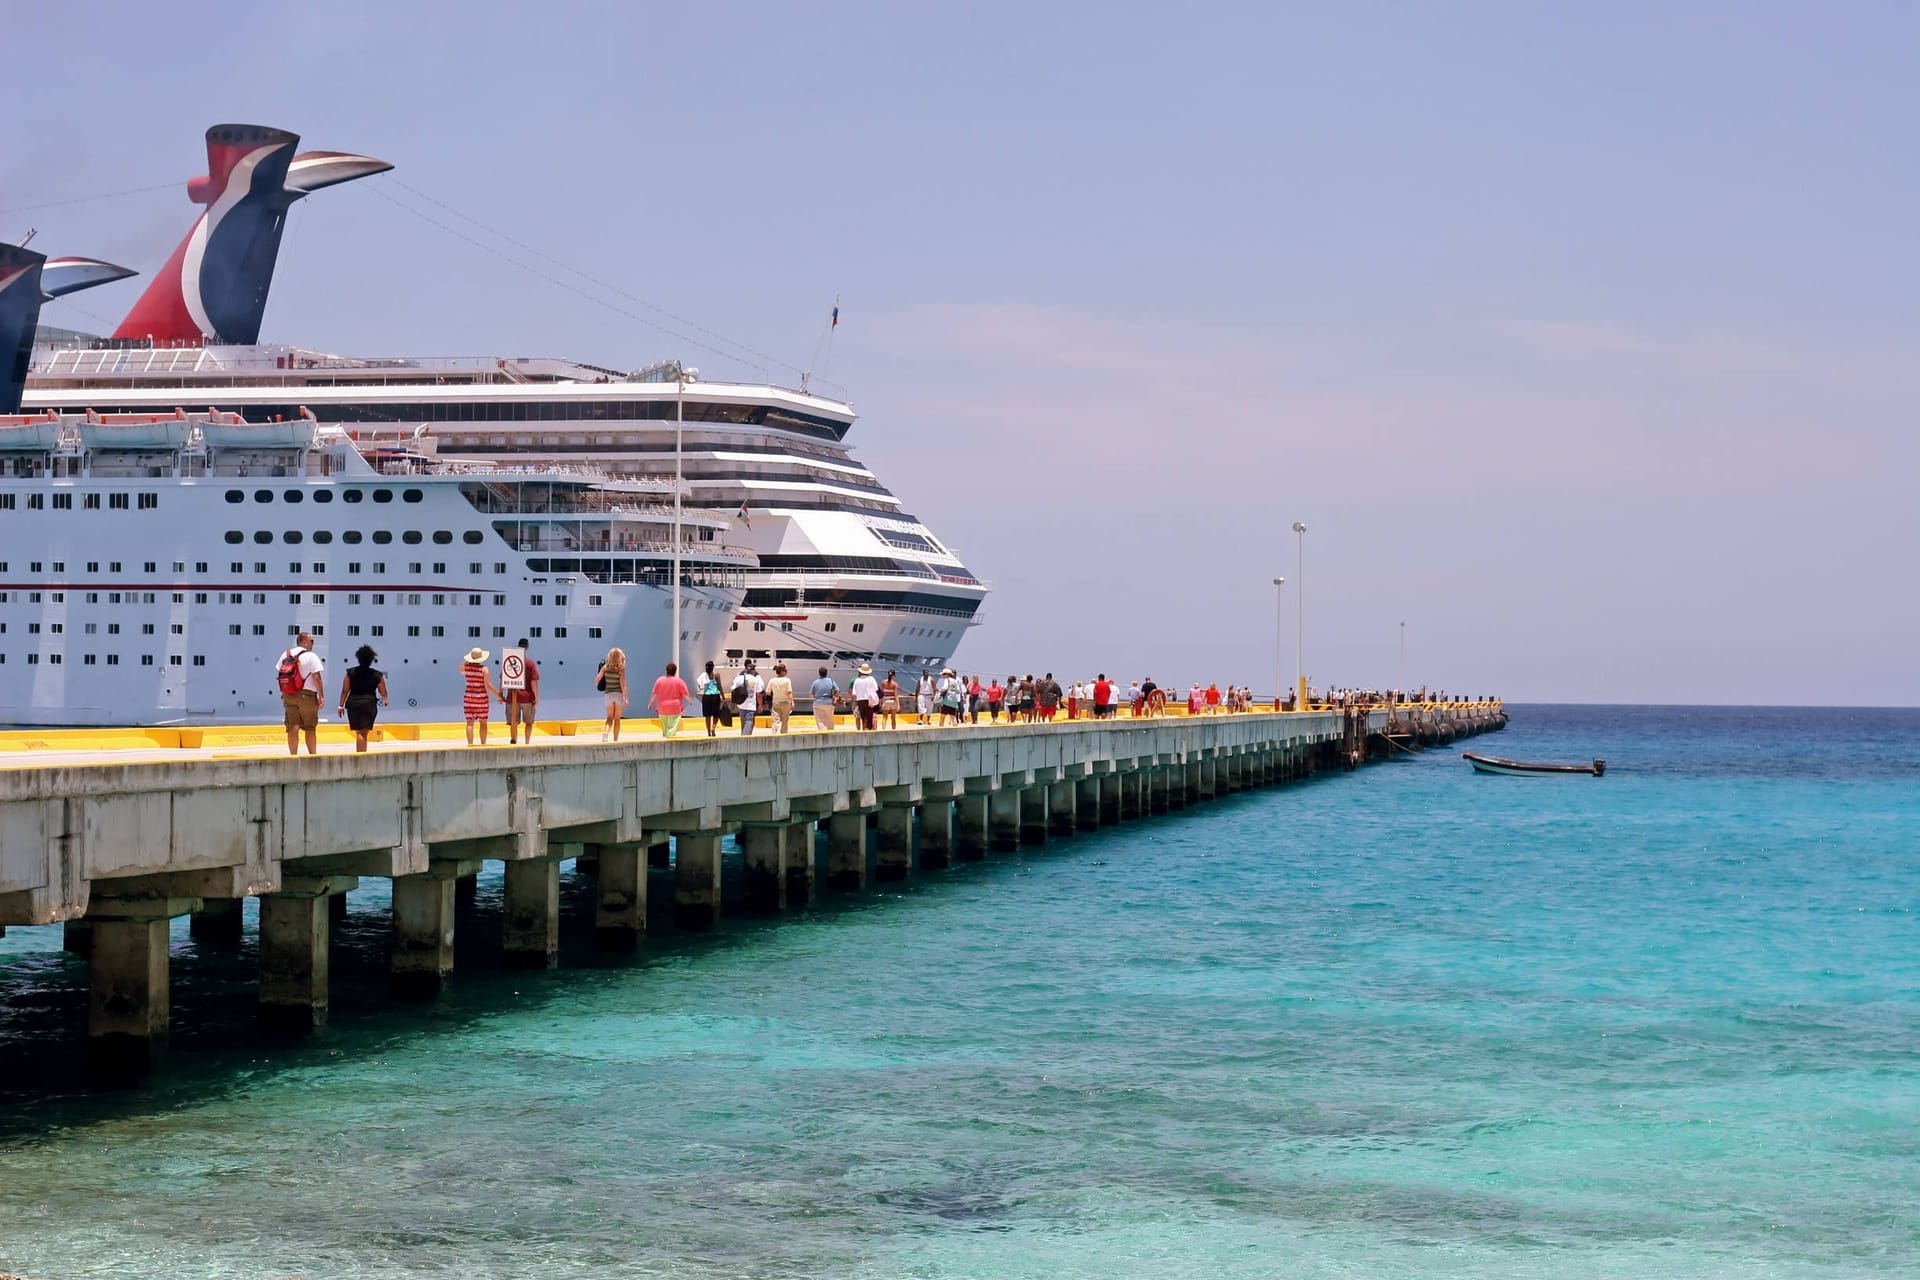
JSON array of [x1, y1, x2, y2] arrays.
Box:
[[1093, 674, 1114, 719], [852, 663, 881, 730], [767, 662, 795, 733], [1037, 674, 1062, 721], [596, 647, 630, 741], [275, 632, 325, 756], [810, 666, 839, 731], [915, 669, 935, 725], [697, 660, 723, 737], [502, 637, 539, 745], [648, 661, 690, 738], [731, 661, 765, 735], [879, 669, 901, 729], [460, 647, 501, 746], [986, 676, 1005, 722], [337, 645, 389, 754], [967, 673, 983, 723]]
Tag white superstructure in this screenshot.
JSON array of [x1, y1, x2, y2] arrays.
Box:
[[0, 404, 747, 726], [23, 344, 989, 686]]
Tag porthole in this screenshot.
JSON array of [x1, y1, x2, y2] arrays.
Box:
[[463, 531, 484, 544], [342, 531, 363, 544], [313, 490, 334, 504], [432, 531, 452, 544], [253, 531, 272, 544], [401, 531, 422, 545], [224, 491, 243, 504], [313, 531, 334, 544], [372, 490, 394, 504], [284, 531, 304, 544], [254, 490, 273, 503], [283, 489, 304, 504], [224, 531, 243, 544], [402, 489, 423, 504], [372, 531, 393, 544], [343, 490, 364, 504]]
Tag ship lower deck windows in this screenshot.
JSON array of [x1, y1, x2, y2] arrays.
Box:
[[402, 531, 422, 545], [852, 624, 865, 633], [26, 495, 41, 510], [52, 494, 71, 510], [252, 625, 265, 636], [465, 532, 485, 544], [372, 490, 393, 504], [193, 656, 206, 666], [372, 532, 392, 544], [225, 490, 244, 503], [107, 654, 117, 665], [140, 655, 152, 666], [528, 628, 541, 638], [0, 495, 13, 510], [313, 531, 333, 544], [285, 531, 304, 544], [468, 627, 481, 638], [169, 655, 182, 666], [403, 489, 423, 503], [371, 626, 384, 637], [493, 594, 506, 606], [229, 625, 242, 636], [314, 490, 333, 504], [491, 627, 506, 639], [138, 494, 157, 510], [283, 490, 304, 504], [255, 490, 272, 503], [253, 532, 271, 544], [344, 490, 364, 503], [83, 494, 100, 510], [431, 626, 444, 637], [110, 494, 129, 511], [588, 627, 603, 639], [142, 624, 154, 635], [342, 531, 363, 544], [432, 531, 452, 544], [406, 626, 419, 637]]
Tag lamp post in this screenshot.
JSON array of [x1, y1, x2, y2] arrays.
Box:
[[1398, 620, 1405, 703], [1271, 577, 1286, 710], [672, 363, 699, 676], [1291, 522, 1307, 707]]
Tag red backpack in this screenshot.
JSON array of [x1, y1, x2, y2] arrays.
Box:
[[276, 650, 304, 696]]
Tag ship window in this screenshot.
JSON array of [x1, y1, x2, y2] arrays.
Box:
[[402, 531, 422, 544], [528, 627, 542, 638], [284, 531, 304, 544], [464, 531, 484, 544], [432, 594, 446, 605], [255, 490, 273, 503], [494, 563, 506, 574], [347, 625, 361, 636], [589, 595, 603, 607], [371, 625, 384, 636], [225, 491, 244, 503], [0, 495, 11, 510], [109, 493, 129, 510], [138, 494, 157, 510], [824, 623, 837, 632], [170, 624, 183, 635], [169, 655, 182, 666], [141, 655, 153, 666], [348, 564, 362, 574], [283, 489, 303, 504], [313, 490, 334, 504], [372, 531, 393, 544], [312, 563, 325, 573], [432, 563, 445, 574], [493, 595, 506, 606], [344, 490, 364, 503], [403, 489, 423, 503], [253, 532, 271, 544], [468, 626, 481, 638], [372, 490, 394, 504], [373, 563, 385, 573], [253, 563, 266, 573], [588, 626, 603, 639], [196, 562, 207, 573], [530, 595, 543, 606], [373, 594, 385, 605], [107, 654, 117, 665], [409, 563, 422, 574], [52, 494, 71, 510], [26, 654, 36, 665], [342, 531, 363, 544], [406, 626, 419, 637], [432, 531, 452, 544], [314, 531, 333, 544], [431, 626, 444, 637], [289, 594, 302, 605], [252, 624, 265, 636], [554, 626, 567, 638], [140, 562, 151, 573], [229, 625, 241, 636], [225, 532, 243, 544], [348, 593, 362, 605], [83, 494, 101, 510], [852, 624, 865, 633], [26, 495, 41, 509], [492, 626, 506, 638], [193, 655, 206, 666]]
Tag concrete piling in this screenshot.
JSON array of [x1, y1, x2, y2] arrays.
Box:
[[1076, 776, 1101, 829], [673, 833, 723, 929], [828, 811, 869, 890], [1021, 785, 1051, 844], [918, 800, 954, 869], [876, 805, 915, 881], [1049, 781, 1078, 835], [954, 792, 989, 859], [391, 874, 457, 998], [260, 876, 353, 1029], [592, 843, 646, 949], [502, 859, 561, 969], [988, 788, 1022, 851], [740, 825, 791, 913], [1098, 773, 1121, 824]]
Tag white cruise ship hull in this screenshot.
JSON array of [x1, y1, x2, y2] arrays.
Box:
[[0, 475, 741, 727]]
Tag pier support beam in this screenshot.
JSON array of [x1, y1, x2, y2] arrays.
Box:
[[918, 800, 953, 869], [1183, 761, 1203, 805], [593, 843, 646, 949], [63, 918, 93, 954], [88, 901, 191, 1080], [260, 876, 354, 1030], [391, 874, 457, 999], [1200, 757, 1218, 800], [1098, 773, 1121, 824], [954, 793, 989, 859], [502, 858, 561, 969], [988, 788, 1021, 851], [1049, 782, 1078, 836], [1119, 769, 1143, 819], [784, 821, 817, 906], [674, 833, 723, 930], [1149, 765, 1171, 814], [189, 897, 244, 947], [876, 805, 915, 881], [1020, 786, 1050, 845], [828, 811, 868, 891], [741, 825, 792, 913], [1076, 776, 1102, 829]]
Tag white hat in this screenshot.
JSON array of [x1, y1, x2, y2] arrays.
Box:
[[858, 663, 873, 675], [465, 647, 490, 664]]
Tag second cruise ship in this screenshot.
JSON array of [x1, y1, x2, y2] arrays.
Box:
[[24, 123, 989, 687]]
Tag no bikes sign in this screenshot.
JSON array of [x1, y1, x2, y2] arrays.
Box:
[[500, 648, 527, 693]]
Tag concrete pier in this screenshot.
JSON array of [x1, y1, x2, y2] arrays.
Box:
[[0, 705, 1506, 1077]]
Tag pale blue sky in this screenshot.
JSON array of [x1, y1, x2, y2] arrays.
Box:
[[7, 2, 1916, 703]]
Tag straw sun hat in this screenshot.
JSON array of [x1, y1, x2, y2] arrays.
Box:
[[464, 647, 490, 664]]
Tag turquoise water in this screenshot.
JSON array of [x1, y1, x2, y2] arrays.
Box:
[[2, 705, 1916, 1278]]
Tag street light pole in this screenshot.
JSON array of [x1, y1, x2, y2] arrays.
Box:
[[1291, 522, 1307, 707], [672, 363, 698, 676], [1398, 620, 1405, 702], [1271, 577, 1286, 710]]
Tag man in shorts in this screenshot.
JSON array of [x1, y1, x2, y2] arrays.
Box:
[[277, 632, 325, 756], [503, 637, 540, 744]]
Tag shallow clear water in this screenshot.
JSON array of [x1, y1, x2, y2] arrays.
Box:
[[2, 706, 1916, 1278]]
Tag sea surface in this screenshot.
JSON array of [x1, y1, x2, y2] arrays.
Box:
[[1, 705, 1915, 1278]]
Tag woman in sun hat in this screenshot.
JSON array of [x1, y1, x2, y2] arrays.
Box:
[[460, 646, 500, 746], [850, 662, 881, 731]]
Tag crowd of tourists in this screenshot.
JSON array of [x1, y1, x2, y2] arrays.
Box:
[[273, 632, 1492, 756]]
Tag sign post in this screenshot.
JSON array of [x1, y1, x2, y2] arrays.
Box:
[[500, 647, 527, 695]]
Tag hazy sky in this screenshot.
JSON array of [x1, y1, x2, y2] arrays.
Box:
[[7, 3, 1915, 704]]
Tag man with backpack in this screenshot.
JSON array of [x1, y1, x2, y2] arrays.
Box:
[[276, 632, 325, 756], [730, 661, 765, 736]]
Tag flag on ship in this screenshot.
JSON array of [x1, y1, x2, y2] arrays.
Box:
[[830, 301, 839, 329], [736, 499, 753, 530]]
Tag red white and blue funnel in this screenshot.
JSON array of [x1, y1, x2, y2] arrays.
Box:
[[113, 123, 390, 346], [3, 243, 138, 414]]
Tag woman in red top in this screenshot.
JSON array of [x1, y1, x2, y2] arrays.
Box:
[[460, 647, 501, 746]]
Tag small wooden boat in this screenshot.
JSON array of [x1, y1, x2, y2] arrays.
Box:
[[1462, 752, 1605, 777]]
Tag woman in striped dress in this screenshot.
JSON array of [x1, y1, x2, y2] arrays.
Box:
[[460, 647, 500, 746]]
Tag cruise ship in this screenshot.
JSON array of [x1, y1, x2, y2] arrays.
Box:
[[23, 123, 989, 690], [2, 129, 748, 726]]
